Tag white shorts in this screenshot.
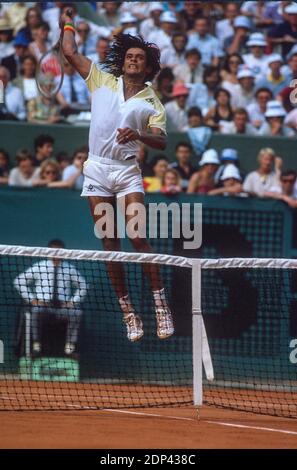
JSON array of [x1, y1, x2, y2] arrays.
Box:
[[81, 155, 144, 198]]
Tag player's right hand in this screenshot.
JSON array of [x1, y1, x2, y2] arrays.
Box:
[[59, 9, 73, 28]]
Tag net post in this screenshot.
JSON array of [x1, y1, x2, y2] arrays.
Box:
[[192, 259, 202, 411]]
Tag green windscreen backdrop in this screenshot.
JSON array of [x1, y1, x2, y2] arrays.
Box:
[[1, 122, 297, 174]]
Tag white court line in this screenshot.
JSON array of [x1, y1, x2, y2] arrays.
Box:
[[205, 420, 297, 436], [102, 409, 297, 436], [102, 408, 195, 422], [2, 396, 296, 437]]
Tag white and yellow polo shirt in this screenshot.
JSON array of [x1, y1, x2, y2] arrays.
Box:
[[85, 62, 166, 162]]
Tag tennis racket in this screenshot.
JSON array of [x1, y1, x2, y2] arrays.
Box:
[[35, 8, 73, 99]]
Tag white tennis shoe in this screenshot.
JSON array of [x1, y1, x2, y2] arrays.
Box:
[[155, 308, 174, 339], [123, 313, 144, 342]]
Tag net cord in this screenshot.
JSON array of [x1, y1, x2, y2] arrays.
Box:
[[1, 245, 297, 269]]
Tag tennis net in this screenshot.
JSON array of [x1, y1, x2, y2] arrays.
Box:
[[0, 244, 296, 418]]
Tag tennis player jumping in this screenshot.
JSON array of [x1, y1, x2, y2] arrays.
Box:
[[61, 11, 174, 342]]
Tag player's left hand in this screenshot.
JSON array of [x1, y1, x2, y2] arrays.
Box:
[[117, 128, 140, 144]]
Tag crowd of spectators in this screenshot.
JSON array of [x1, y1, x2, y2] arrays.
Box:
[[0, 2, 297, 206], [1, 132, 296, 208], [0, 1, 297, 133]]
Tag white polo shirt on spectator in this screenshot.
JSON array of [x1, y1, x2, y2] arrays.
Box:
[[8, 167, 40, 187], [243, 171, 281, 196]]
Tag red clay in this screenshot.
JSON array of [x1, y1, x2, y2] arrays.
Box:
[[0, 407, 297, 449]]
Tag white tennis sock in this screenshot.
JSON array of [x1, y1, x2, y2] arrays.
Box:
[[118, 294, 135, 317], [152, 288, 167, 309]]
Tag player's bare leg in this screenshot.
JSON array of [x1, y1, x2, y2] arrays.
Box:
[[88, 195, 143, 342], [121, 192, 174, 339]]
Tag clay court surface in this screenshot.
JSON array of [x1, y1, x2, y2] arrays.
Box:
[[0, 407, 296, 449], [1, 380, 297, 448]]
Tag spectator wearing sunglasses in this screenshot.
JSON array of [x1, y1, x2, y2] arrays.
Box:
[[263, 170, 297, 208]]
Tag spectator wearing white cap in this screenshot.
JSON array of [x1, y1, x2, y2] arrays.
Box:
[[187, 149, 220, 194], [173, 48, 203, 85], [215, 148, 242, 183], [186, 17, 224, 67], [243, 147, 282, 197], [243, 32, 270, 78], [160, 32, 187, 69], [256, 54, 291, 96], [220, 108, 258, 135], [258, 100, 295, 137], [117, 12, 138, 36], [224, 15, 252, 55], [247, 87, 273, 128], [209, 163, 244, 197], [140, 2, 163, 41], [215, 2, 240, 43], [164, 82, 189, 132], [147, 11, 178, 53], [268, 2, 297, 57], [228, 67, 256, 109]]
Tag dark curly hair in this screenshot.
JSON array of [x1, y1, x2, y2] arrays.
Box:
[[102, 34, 161, 82]]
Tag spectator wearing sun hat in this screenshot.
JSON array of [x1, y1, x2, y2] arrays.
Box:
[[268, 2, 297, 57], [215, 148, 242, 183], [140, 2, 163, 41], [224, 15, 252, 55], [187, 149, 220, 194], [243, 32, 269, 78], [228, 66, 256, 109], [209, 163, 244, 197], [258, 100, 295, 137], [118, 12, 138, 36], [164, 82, 189, 131], [256, 54, 291, 96], [147, 11, 178, 53]]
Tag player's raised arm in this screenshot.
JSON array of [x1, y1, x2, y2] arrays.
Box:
[[60, 10, 91, 80]]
